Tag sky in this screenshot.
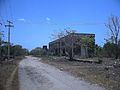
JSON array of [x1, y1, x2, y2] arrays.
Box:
[[0, 0, 120, 50]]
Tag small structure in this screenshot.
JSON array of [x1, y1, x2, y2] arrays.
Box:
[[49, 33, 95, 57], [43, 45, 48, 51]]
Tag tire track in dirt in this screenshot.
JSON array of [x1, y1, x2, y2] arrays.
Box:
[[6, 67, 18, 90]]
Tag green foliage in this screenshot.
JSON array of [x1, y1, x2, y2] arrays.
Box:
[[103, 42, 119, 58], [30, 47, 47, 57], [95, 42, 120, 59], [81, 37, 94, 45], [0, 45, 8, 56], [95, 44, 103, 57], [81, 36, 95, 57], [0, 44, 29, 59], [22, 48, 29, 55], [11, 45, 29, 56]]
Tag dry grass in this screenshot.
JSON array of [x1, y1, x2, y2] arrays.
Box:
[[0, 56, 24, 90], [11, 68, 19, 90], [41, 56, 120, 90], [0, 64, 16, 90]]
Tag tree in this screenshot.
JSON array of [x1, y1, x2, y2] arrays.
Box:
[[105, 15, 120, 45], [1, 45, 8, 56], [51, 31, 65, 56], [105, 15, 120, 59], [12, 45, 22, 56], [22, 48, 29, 55], [103, 42, 117, 58], [95, 44, 103, 57], [81, 36, 94, 57], [11, 45, 29, 56], [52, 29, 79, 60], [0, 31, 4, 56], [118, 40, 120, 58], [30, 47, 47, 56]]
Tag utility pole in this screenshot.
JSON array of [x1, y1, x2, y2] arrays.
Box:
[[5, 20, 14, 60]]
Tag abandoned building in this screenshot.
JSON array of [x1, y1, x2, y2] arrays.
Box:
[[49, 33, 95, 57]]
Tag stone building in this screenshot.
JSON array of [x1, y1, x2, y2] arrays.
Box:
[[49, 33, 95, 57]]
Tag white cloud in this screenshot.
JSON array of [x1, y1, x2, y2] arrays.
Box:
[[17, 18, 25, 21], [46, 17, 51, 21], [16, 18, 32, 24]]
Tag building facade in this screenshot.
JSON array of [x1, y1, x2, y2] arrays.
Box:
[[49, 33, 95, 57]]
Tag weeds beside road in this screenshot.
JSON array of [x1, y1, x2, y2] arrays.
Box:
[[41, 56, 120, 90], [0, 56, 24, 90]]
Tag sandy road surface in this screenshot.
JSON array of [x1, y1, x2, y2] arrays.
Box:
[[19, 56, 105, 90]]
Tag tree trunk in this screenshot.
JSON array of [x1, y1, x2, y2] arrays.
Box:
[[115, 44, 118, 59], [59, 40, 61, 56]]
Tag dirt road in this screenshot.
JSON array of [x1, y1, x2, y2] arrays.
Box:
[[19, 56, 105, 90]]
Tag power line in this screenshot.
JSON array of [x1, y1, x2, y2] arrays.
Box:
[[2, 0, 13, 22], [4, 0, 9, 20], [8, 0, 14, 21], [66, 22, 105, 26], [0, 0, 6, 26], [0, 12, 6, 26]]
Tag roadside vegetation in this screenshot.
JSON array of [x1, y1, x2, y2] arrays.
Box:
[[0, 56, 25, 90], [30, 15, 120, 90], [0, 29, 29, 90]]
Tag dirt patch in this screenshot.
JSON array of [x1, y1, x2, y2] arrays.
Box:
[[41, 56, 120, 90]]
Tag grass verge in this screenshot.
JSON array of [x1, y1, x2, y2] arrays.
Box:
[[0, 56, 24, 90]]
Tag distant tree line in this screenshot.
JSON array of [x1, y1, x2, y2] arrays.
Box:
[[0, 44, 29, 60], [95, 42, 120, 59], [30, 47, 48, 57], [0, 31, 29, 61]]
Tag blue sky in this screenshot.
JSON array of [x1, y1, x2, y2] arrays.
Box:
[[0, 0, 120, 50]]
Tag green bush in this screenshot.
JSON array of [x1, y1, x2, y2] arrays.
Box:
[[103, 42, 119, 59], [30, 47, 48, 57]]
